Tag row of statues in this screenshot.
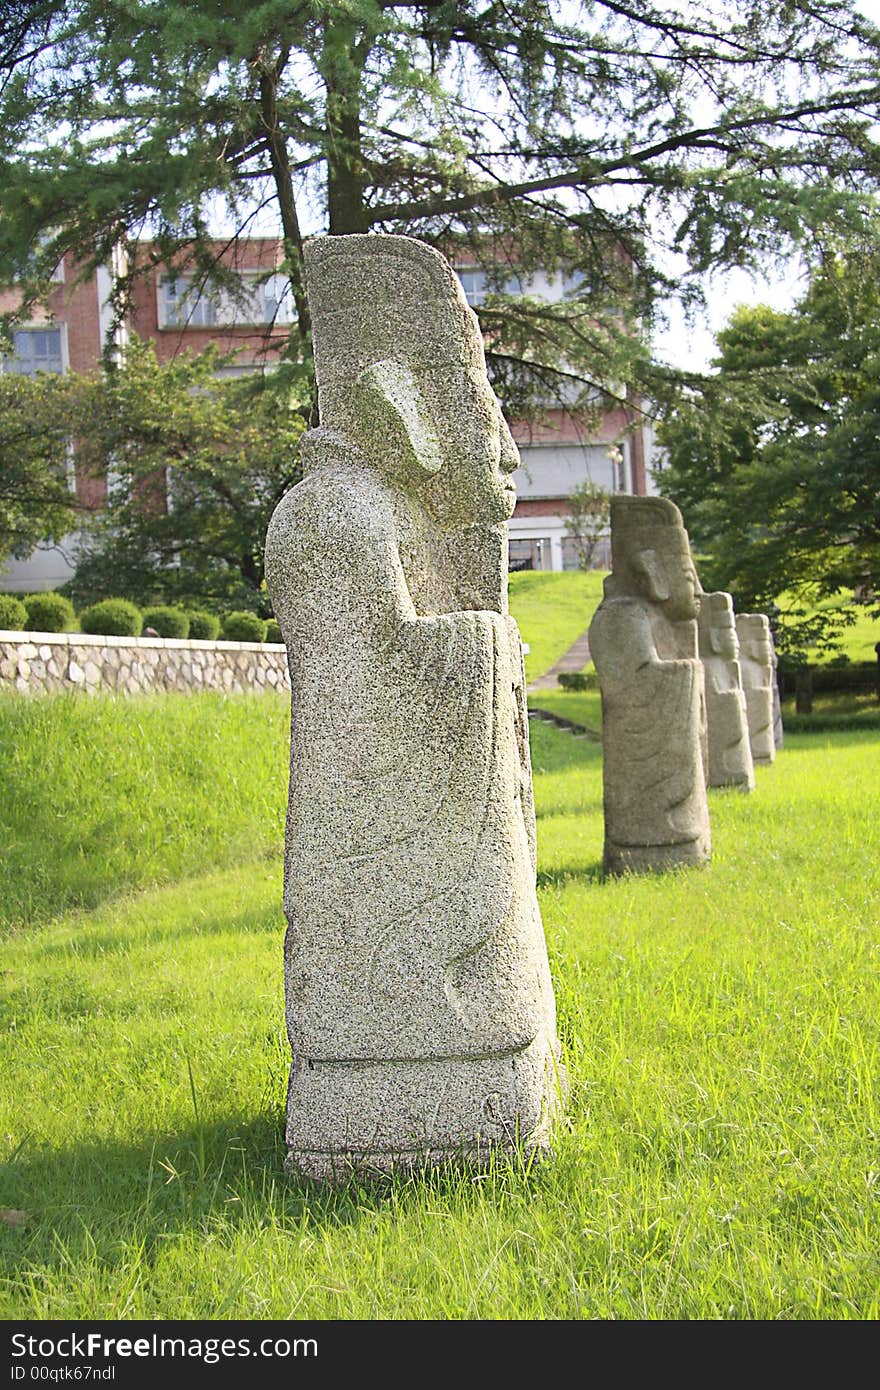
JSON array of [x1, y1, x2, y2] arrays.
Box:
[[588, 496, 781, 876], [264, 232, 782, 1185]]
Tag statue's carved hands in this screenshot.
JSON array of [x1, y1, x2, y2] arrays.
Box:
[[446, 523, 508, 615]]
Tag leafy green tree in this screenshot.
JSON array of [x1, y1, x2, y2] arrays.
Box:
[[0, 369, 81, 567], [656, 239, 880, 659], [62, 338, 306, 610], [563, 478, 611, 570], [3, 1, 880, 416]]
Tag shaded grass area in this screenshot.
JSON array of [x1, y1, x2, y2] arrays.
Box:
[[527, 688, 603, 734], [781, 691, 880, 734], [508, 570, 606, 681], [0, 691, 290, 933], [1, 709, 878, 1318]]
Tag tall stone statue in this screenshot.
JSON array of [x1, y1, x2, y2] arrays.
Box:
[[735, 613, 776, 765], [697, 591, 755, 791], [588, 495, 711, 875], [264, 233, 563, 1182], [768, 627, 784, 750]]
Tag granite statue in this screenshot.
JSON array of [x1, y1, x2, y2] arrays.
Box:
[[588, 495, 712, 875], [265, 233, 563, 1182], [697, 591, 755, 791], [735, 612, 776, 765]]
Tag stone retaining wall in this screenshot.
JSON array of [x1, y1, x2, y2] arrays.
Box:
[[0, 630, 290, 696]]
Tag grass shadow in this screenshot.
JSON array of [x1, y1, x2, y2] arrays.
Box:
[[537, 862, 604, 890], [0, 1115, 378, 1281], [0, 1111, 556, 1293]]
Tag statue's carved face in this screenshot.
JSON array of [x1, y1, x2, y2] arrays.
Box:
[[742, 628, 771, 665], [664, 551, 700, 622], [707, 602, 738, 659], [636, 539, 700, 621], [420, 363, 519, 528]]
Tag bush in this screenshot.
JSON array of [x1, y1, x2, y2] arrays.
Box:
[[264, 618, 282, 643], [22, 591, 76, 633], [187, 609, 221, 641], [79, 598, 143, 637], [142, 605, 190, 640], [0, 594, 27, 630], [0, 592, 28, 631], [777, 661, 876, 697], [558, 668, 600, 691], [221, 610, 268, 643]]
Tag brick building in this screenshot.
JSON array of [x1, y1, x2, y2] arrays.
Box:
[[1, 240, 657, 591]]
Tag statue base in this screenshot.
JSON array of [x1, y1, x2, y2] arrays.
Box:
[[603, 833, 711, 877], [283, 1033, 564, 1185]]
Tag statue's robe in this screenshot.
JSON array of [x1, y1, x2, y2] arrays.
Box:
[[702, 656, 755, 790], [265, 431, 560, 1163], [588, 594, 711, 874], [738, 661, 776, 765]]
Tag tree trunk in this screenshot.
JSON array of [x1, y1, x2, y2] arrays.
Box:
[[322, 21, 370, 235], [795, 665, 813, 714]]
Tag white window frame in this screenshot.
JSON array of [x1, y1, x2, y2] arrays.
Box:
[[158, 271, 293, 329], [0, 322, 68, 376]]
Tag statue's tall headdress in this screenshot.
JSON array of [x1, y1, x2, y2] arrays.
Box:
[[304, 234, 484, 400], [610, 495, 689, 572]]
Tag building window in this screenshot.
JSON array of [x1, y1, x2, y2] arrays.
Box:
[[456, 267, 525, 306], [509, 537, 551, 572], [1, 328, 64, 375], [561, 535, 610, 571], [159, 273, 292, 329], [160, 277, 217, 328]]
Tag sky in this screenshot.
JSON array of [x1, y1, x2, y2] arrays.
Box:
[[652, 261, 807, 373], [652, 0, 880, 371]]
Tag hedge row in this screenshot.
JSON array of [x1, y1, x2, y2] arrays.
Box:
[[777, 661, 878, 695], [556, 660, 878, 697], [0, 593, 283, 643]]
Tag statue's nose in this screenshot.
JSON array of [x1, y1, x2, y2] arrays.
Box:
[[499, 417, 520, 474]]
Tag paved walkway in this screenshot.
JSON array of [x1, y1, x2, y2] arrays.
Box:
[[527, 628, 591, 692]]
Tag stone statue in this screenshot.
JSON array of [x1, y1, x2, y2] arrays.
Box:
[[768, 627, 784, 749], [697, 591, 755, 791], [735, 613, 776, 765], [264, 233, 563, 1182], [588, 495, 711, 875]]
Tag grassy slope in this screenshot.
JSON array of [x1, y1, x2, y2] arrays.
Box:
[[0, 691, 289, 932], [1, 697, 878, 1319], [508, 570, 606, 681]]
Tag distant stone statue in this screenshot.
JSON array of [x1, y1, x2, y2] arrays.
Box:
[[697, 591, 755, 791], [735, 613, 776, 765], [265, 233, 563, 1182], [588, 495, 711, 875], [768, 628, 784, 749]]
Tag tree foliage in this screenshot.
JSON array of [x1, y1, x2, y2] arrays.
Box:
[[0, 369, 81, 566], [2, 1, 880, 417], [656, 237, 880, 660], [61, 338, 306, 610], [563, 477, 611, 570]]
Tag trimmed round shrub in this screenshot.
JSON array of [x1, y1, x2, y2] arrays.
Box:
[[79, 598, 143, 637], [221, 610, 267, 643], [0, 594, 27, 630], [142, 605, 190, 640], [22, 591, 76, 633], [264, 618, 282, 643], [186, 609, 221, 641]]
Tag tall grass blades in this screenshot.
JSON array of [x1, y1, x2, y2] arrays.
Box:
[[1, 697, 877, 1319]]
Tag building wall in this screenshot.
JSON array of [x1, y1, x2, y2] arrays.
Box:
[[130, 239, 290, 371], [3, 240, 658, 587]]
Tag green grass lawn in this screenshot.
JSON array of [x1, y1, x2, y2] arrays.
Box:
[[1, 693, 878, 1319], [508, 570, 606, 682]]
